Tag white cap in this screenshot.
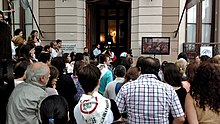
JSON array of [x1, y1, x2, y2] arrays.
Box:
[[120, 52, 127, 58]]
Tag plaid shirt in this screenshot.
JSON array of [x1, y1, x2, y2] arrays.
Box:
[[115, 74, 184, 123]]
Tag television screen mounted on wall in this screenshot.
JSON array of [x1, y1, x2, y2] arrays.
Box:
[[141, 37, 170, 55]]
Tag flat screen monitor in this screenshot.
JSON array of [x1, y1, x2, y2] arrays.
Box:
[[141, 37, 170, 55]]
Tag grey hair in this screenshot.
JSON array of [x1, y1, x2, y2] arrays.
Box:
[[25, 63, 49, 82]]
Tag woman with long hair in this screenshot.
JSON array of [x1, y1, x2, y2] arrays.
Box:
[[185, 63, 220, 123], [17, 43, 36, 63], [163, 63, 187, 124], [40, 95, 69, 124], [45, 65, 59, 96], [30, 30, 42, 46], [62, 53, 73, 74]]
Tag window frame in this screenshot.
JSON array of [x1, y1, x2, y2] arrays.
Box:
[[3, 0, 33, 39], [186, 0, 216, 43]]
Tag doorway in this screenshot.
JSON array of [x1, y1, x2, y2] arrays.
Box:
[[86, 0, 131, 56]]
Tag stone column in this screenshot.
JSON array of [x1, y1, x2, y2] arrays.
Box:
[[55, 0, 86, 53]]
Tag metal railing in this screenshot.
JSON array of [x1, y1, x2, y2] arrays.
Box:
[[183, 42, 220, 60]]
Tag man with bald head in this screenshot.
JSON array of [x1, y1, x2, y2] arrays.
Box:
[[6, 62, 50, 124]]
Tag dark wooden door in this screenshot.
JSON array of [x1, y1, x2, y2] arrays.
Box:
[[86, 0, 131, 56]]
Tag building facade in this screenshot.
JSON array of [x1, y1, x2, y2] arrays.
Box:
[[1, 0, 219, 62]]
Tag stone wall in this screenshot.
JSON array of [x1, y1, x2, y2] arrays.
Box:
[[131, 0, 180, 63], [39, 0, 86, 52]]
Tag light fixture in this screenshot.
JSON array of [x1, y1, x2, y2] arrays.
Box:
[[100, 34, 105, 42]]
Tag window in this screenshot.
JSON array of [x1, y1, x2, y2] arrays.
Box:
[[3, 0, 33, 38], [202, 0, 212, 42], [186, 0, 214, 43], [187, 5, 197, 42]]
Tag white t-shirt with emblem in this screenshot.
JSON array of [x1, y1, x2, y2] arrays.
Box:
[[74, 92, 114, 124]]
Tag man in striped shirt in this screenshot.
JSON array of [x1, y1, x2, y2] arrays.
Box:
[[115, 57, 185, 124]]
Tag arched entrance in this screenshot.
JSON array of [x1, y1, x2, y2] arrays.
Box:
[[86, 0, 131, 56]]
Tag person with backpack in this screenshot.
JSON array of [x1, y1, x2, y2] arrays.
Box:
[[104, 65, 126, 99]]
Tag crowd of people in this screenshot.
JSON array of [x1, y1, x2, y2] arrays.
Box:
[[1, 10, 220, 124]]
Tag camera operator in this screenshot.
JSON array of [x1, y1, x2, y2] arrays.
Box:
[[102, 44, 111, 56], [101, 45, 116, 65]]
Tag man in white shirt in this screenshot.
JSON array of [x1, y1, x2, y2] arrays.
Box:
[[50, 40, 61, 58], [104, 65, 126, 100]]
